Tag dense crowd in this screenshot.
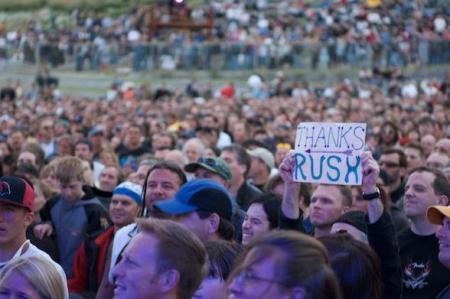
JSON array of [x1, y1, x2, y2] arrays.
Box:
[[0, 60, 447, 298], [0, 1, 448, 298], [0, 0, 449, 71]]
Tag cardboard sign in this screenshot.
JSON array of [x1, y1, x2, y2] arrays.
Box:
[[293, 122, 367, 185]]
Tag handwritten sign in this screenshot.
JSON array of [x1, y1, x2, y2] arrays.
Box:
[[293, 122, 367, 185]]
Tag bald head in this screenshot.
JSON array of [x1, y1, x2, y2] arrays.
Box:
[[182, 138, 205, 163], [426, 152, 450, 171], [436, 138, 450, 157]]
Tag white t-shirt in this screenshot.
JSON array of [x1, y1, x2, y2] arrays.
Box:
[[108, 223, 138, 283], [0, 240, 69, 299], [216, 131, 232, 149], [40, 141, 55, 158]]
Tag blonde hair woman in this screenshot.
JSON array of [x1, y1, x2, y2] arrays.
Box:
[[0, 255, 68, 299]]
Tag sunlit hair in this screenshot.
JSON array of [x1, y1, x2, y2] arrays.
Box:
[[55, 156, 84, 185], [137, 218, 207, 299], [102, 164, 125, 185], [99, 149, 120, 167], [228, 230, 342, 299], [0, 255, 68, 299], [39, 162, 57, 180]]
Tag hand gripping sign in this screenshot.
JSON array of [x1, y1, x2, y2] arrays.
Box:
[[293, 122, 367, 185]]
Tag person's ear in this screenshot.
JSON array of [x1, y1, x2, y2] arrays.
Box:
[[208, 213, 220, 235], [23, 211, 34, 227], [158, 269, 180, 293], [291, 287, 306, 299]]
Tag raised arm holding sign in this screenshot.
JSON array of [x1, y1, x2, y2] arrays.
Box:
[[293, 122, 367, 185], [279, 150, 300, 220]]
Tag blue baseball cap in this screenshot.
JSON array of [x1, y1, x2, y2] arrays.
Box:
[[153, 179, 233, 221]]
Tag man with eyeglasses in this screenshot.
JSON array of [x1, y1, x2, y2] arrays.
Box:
[[379, 148, 407, 205], [398, 166, 450, 299], [228, 230, 342, 299]]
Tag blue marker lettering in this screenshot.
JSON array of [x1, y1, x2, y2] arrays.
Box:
[[294, 153, 307, 180], [310, 154, 325, 180], [314, 127, 326, 148], [326, 155, 341, 182], [304, 127, 315, 148], [352, 126, 365, 150], [345, 156, 361, 184], [297, 127, 306, 148], [327, 126, 340, 148], [339, 126, 352, 148]]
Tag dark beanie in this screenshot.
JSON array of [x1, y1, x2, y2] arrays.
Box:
[[335, 211, 368, 235]]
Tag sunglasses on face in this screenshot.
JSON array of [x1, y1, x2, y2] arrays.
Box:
[[198, 127, 214, 133], [379, 161, 399, 168]]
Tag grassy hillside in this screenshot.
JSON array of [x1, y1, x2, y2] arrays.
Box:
[[0, 0, 156, 12]]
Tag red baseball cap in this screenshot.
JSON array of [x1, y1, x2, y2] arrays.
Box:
[[0, 176, 35, 211]]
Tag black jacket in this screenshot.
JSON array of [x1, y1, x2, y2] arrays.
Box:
[[368, 211, 402, 299], [279, 209, 306, 233], [236, 181, 261, 211], [436, 285, 450, 299]]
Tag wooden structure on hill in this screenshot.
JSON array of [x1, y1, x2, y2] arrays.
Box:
[[147, 0, 214, 40]]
